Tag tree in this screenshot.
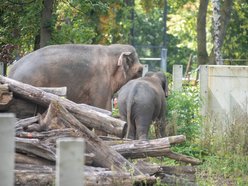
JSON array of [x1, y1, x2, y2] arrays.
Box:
[[212, 0, 222, 65], [197, 0, 233, 65], [222, 0, 247, 64], [39, 0, 55, 48], [197, 0, 209, 65]]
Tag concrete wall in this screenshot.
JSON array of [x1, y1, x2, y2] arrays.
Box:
[[200, 65, 248, 131]]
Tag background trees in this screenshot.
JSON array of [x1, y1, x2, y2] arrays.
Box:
[[0, 0, 247, 73]]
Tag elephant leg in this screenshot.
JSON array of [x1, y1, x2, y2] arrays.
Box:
[[135, 115, 152, 140], [157, 103, 166, 137], [126, 120, 136, 140]]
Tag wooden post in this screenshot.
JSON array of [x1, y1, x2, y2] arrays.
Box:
[[173, 65, 183, 91], [0, 113, 16, 186], [56, 138, 85, 186]]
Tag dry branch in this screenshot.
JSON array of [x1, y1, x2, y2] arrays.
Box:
[[163, 151, 202, 165]]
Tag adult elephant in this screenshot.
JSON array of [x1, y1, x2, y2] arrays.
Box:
[[118, 71, 168, 140], [8, 44, 143, 111]]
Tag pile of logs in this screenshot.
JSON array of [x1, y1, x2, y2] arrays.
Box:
[[0, 75, 201, 186]]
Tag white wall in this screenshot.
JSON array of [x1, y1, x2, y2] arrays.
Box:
[[200, 65, 248, 131]]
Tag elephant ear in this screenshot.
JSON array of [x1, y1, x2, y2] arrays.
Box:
[[164, 78, 169, 97], [152, 71, 169, 97], [158, 72, 168, 97], [117, 52, 132, 79]]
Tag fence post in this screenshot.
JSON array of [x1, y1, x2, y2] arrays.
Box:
[[56, 138, 85, 186], [199, 65, 209, 117], [0, 62, 4, 75], [160, 48, 167, 72], [172, 65, 183, 91], [0, 113, 16, 186]]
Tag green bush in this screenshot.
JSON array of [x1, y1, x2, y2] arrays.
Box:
[[166, 85, 201, 141]]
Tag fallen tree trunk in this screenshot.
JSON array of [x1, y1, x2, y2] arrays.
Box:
[[104, 135, 186, 146], [15, 137, 56, 161], [0, 83, 13, 110], [15, 152, 54, 166], [15, 164, 156, 186], [0, 76, 125, 137], [111, 137, 171, 159]]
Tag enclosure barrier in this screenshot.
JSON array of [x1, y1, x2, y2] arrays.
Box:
[[200, 65, 248, 132], [0, 113, 16, 186], [56, 138, 85, 186], [172, 65, 183, 91]]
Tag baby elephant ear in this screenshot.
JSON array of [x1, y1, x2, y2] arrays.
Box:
[[117, 52, 132, 66]]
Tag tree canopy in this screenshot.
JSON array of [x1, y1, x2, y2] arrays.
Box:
[[0, 0, 247, 73]]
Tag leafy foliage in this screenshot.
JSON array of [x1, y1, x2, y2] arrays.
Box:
[[166, 85, 201, 141], [222, 0, 248, 64], [0, 1, 43, 53]]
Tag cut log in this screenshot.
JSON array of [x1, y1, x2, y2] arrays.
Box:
[[39, 86, 67, 96], [109, 136, 201, 164], [111, 137, 171, 159], [0, 83, 13, 110], [15, 137, 56, 161], [103, 135, 186, 146], [0, 76, 126, 137], [42, 101, 143, 176], [135, 160, 162, 175], [15, 164, 156, 186], [15, 152, 54, 166]]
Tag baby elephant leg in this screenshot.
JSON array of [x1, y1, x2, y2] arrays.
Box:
[[135, 115, 153, 140]]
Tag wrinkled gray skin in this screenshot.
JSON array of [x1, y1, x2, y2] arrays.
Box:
[[118, 71, 168, 140], [9, 44, 143, 111]]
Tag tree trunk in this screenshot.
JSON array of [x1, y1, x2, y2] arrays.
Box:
[[197, 0, 209, 65], [39, 0, 54, 48], [212, 0, 223, 65], [197, 0, 233, 65], [209, 0, 233, 64]]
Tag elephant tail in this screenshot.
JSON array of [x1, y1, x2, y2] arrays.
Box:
[[126, 88, 137, 139]]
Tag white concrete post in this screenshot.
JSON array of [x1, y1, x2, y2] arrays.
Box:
[[0, 62, 4, 75], [199, 65, 209, 117], [0, 113, 16, 186], [172, 65, 183, 91], [56, 138, 85, 186], [160, 48, 167, 72]]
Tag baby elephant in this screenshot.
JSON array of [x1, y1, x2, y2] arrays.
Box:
[[118, 71, 168, 140]]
